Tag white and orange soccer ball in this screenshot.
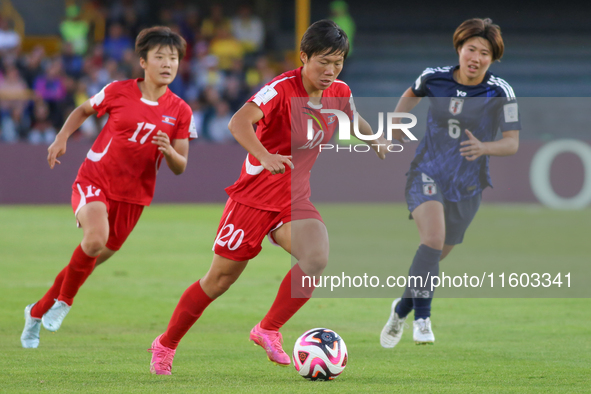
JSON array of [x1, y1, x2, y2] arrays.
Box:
[[293, 328, 348, 381]]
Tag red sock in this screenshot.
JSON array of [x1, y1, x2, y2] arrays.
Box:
[[160, 280, 214, 350], [260, 264, 315, 331], [30, 267, 68, 318], [57, 245, 97, 306]]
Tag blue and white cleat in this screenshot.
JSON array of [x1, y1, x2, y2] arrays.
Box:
[[42, 300, 71, 332], [21, 303, 41, 348], [380, 298, 408, 348], [413, 317, 435, 345]]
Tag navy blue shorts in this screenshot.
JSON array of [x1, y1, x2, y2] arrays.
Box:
[[405, 170, 481, 245]]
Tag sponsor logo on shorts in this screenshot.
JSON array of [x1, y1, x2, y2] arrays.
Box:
[[421, 173, 435, 183]]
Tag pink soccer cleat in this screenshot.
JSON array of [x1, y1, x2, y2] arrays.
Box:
[[148, 334, 176, 375], [249, 323, 291, 366]]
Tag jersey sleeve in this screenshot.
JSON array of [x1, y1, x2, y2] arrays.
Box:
[[498, 99, 521, 132], [248, 83, 283, 118], [341, 86, 356, 118], [493, 79, 521, 132], [173, 103, 198, 140], [411, 68, 435, 97], [89, 82, 117, 118]]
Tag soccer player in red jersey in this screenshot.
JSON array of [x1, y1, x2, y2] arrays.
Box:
[[21, 27, 197, 349], [148, 20, 389, 375]]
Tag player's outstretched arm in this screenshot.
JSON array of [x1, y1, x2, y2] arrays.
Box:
[[460, 129, 519, 161], [152, 132, 188, 175], [228, 102, 294, 175], [354, 114, 389, 160], [390, 88, 422, 143], [47, 100, 97, 169]]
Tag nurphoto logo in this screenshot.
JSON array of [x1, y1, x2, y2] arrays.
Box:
[[306, 110, 419, 153]]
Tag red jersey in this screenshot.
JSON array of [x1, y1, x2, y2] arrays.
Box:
[[75, 79, 196, 206], [225, 67, 354, 211]]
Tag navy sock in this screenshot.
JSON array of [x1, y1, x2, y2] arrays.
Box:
[[402, 244, 442, 320], [395, 297, 414, 318]]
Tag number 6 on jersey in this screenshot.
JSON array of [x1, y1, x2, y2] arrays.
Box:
[[448, 119, 461, 139]]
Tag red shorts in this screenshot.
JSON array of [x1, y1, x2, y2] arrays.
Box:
[[213, 198, 323, 261], [71, 181, 144, 251]]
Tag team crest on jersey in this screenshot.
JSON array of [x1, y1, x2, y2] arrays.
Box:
[[327, 114, 337, 125], [449, 98, 464, 115], [162, 115, 176, 126], [423, 183, 437, 196]]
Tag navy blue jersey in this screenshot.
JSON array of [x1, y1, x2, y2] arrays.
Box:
[[409, 65, 522, 202]]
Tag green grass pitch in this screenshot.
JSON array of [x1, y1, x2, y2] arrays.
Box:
[[1, 204, 590, 393]]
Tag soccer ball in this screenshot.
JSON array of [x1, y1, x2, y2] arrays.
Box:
[[293, 328, 348, 381]]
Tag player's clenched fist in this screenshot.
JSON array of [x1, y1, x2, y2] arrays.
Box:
[[260, 153, 294, 175]]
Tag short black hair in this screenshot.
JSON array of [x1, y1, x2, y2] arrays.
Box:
[[135, 26, 187, 61], [300, 19, 349, 60]]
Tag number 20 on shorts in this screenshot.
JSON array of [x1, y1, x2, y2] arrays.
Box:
[[214, 211, 245, 251]]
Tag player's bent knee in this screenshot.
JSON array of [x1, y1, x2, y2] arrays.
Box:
[[299, 254, 329, 276], [81, 234, 108, 256], [422, 234, 445, 251]]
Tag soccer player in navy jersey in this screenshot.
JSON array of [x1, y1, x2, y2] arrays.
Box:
[[380, 18, 521, 347]]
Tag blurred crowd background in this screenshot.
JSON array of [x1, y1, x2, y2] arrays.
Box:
[[0, 0, 323, 144], [0, 0, 589, 145]]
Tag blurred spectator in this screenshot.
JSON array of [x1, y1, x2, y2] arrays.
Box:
[[201, 4, 232, 40], [200, 85, 221, 140], [0, 65, 30, 142], [87, 44, 105, 69], [34, 60, 68, 128], [74, 80, 89, 107], [101, 58, 120, 84], [83, 65, 105, 98], [73, 80, 98, 140], [231, 2, 265, 54], [119, 48, 140, 78], [60, 5, 90, 55], [194, 55, 225, 94], [103, 23, 133, 62], [182, 5, 201, 46], [158, 8, 175, 27], [188, 99, 204, 140], [61, 42, 84, 79], [19, 46, 46, 88], [209, 26, 244, 71], [226, 57, 245, 79], [207, 100, 234, 143], [246, 55, 275, 92], [28, 101, 56, 145], [0, 15, 21, 54], [223, 75, 248, 112], [109, 0, 148, 28], [329, 1, 355, 55]]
